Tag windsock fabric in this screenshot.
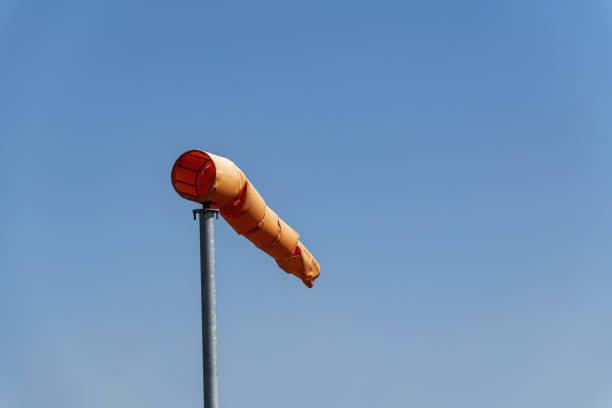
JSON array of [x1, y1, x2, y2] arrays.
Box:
[[171, 150, 320, 287]]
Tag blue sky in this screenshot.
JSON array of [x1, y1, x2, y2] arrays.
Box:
[[1, 1, 611, 407]]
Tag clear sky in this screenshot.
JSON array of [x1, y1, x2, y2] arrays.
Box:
[[1, 1, 611, 407]]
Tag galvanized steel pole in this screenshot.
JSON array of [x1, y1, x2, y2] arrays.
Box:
[[197, 204, 219, 408]]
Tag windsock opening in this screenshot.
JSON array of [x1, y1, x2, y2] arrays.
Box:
[[171, 150, 216, 201]]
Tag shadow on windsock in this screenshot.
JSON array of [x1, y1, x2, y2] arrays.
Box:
[[171, 150, 320, 288]]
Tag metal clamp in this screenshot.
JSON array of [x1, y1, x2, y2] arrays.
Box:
[[193, 206, 219, 220]]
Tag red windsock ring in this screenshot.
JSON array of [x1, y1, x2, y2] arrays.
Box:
[[171, 150, 320, 288]]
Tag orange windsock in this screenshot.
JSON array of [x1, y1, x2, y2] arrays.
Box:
[[171, 150, 320, 287]]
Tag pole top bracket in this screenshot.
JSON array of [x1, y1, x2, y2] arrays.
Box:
[[193, 205, 219, 220]]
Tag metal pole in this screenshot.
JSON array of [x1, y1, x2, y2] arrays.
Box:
[[197, 204, 219, 408]]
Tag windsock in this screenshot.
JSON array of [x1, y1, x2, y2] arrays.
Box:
[[171, 150, 320, 287]]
